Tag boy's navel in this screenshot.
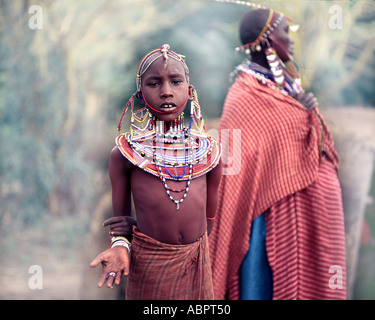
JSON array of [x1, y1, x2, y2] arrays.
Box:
[[178, 233, 184, 243]]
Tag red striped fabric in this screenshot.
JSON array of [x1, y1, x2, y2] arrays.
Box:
[[126, 227, 214, 300], [209, 72, 345, 300], [266, 160, 346, 300]]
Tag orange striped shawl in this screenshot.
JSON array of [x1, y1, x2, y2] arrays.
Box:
[[265, 160, 346, 299], [209, 72, 339, 299]]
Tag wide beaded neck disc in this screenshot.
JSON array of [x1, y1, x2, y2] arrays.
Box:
[[116, 127, 221, 181]]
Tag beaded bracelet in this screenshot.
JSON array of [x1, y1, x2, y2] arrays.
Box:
[[110, 236, 131, 252]]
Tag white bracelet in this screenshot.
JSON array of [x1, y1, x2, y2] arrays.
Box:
[[110, 236, 131, 252], [111, 240, 131, 252]]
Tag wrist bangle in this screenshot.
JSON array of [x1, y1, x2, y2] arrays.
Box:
[[111, 240, 131, 252], [110, 236, 131, 252], [110, 236, 130, 245]]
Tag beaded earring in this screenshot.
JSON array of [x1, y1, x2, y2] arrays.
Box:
[[117, 93, 156, 142], [265, 45, 285, 87], [131, 106, 155, 141], [117, 94, 134, 132], [250, 44, 262, 52], [188, 87, 207, 139]]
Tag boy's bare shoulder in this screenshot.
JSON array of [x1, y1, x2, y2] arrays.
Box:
[[110, 146, 134, 173]]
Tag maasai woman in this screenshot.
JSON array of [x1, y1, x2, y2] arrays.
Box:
[[90, 44, 222, 300], [209, 1, 347, 300]]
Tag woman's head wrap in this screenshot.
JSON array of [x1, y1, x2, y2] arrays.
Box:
[[212, 0, 297, 52]]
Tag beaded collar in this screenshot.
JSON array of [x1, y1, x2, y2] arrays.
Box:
[[236, 62, 302, 96], [116, 124, 221, 181], [116, 121, 221, 210]]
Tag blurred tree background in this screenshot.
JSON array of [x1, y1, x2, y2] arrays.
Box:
[[0, 0, 374, 299]]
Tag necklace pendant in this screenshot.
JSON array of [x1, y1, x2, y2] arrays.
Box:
[[176, 202, 179, 210]]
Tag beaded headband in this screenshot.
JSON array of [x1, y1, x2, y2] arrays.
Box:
[[238, 8, 284, 52], [212, 0, 296, 52], [136, 44, 190, 92]]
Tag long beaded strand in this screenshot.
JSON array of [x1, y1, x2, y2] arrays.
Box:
[[153, 130, 194, 210]]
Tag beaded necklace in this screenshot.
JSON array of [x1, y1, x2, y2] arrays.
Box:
[[116, 100, 220, 210], [153, 127, 194, 210], [236, 61, 302, 96]]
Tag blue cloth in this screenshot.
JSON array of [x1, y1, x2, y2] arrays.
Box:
[[240, 212, 273, 300]]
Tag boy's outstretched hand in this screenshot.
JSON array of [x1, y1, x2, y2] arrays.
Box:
[[90, 247, 130, 288]]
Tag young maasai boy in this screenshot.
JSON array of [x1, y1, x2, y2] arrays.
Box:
[[90, 44, 222, 300]]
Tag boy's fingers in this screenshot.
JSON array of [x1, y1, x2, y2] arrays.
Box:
[[109, 230, 127, 236], [103, 216, 124, 226], [110, 223, 128, 230], [97, 271, 109, 288], [114, 272, 122, 286], [90, 252, 105, 268]]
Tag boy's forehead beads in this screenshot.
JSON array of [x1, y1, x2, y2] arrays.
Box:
[[137, 44, 190, 91], [115, 44, 221, 210], [213, 0, 302, 95]]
